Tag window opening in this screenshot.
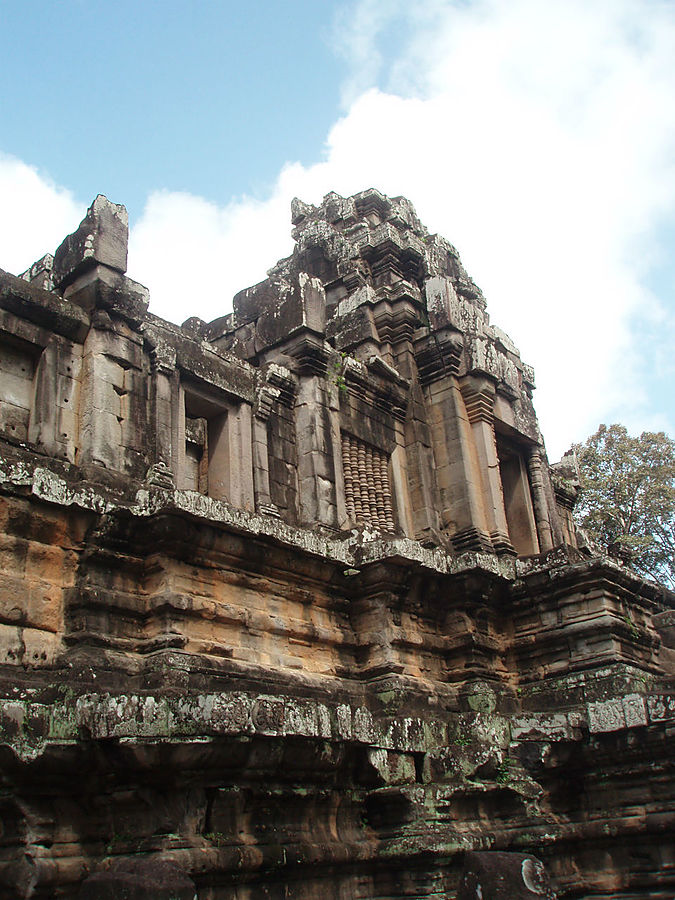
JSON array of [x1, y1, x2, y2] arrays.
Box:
[[184, 415, 208, 494], [497, 437, 539, 556], [341, 432, 395, 530], [0, 335, 39, 441], [181, 387, 229, 501]]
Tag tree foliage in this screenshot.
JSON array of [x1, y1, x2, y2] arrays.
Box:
[[573, 424, 675, 589]]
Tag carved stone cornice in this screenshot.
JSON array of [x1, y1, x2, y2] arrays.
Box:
[[450, 525, 493, 554], [552, 478, 580, 511], [149, 342, 177, 375], [254, 383, 281, 421], [282, 332, 330, 377], [489, 529, 517, 557], [255, 365, 297, 420], [145, 461, 175, 489], [340, 355, 409, 422], [372, 294, 421, 346], [413, 329, 463, 386], [460, 381, 495, 424]]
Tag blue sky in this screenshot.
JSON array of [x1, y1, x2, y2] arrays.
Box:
[[1, 0, 674, 459], [1, 1, 342, 217]]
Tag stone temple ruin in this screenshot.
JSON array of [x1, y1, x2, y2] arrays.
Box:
[[0, 188, 673, 898]]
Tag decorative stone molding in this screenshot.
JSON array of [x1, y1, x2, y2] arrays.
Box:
[[20, 252, 55, 292], [413, 329, 463, 386], [451, 525, 494, 554], [461, 382, 495, 424], [149, 340, 177, 374], [254, 382, 281, 421]]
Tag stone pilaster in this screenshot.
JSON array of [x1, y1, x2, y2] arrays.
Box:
[[425, 377, 491, 552], [294, 375, 338, 529], [220, 403, 254, 511], [77, 311, 144, 476], [252, 379, 281, 517], [460, 376, 514, 556], [397, 379, 441, 543], [526, 448, 554, 552], [28, 340, 58, 457], [149, 343, 177, 474], [349, 567, 409, 678]]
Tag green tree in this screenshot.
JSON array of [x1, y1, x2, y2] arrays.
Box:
[[573, 424, 675, 589]]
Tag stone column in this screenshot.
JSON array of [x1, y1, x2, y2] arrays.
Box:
[[173, 381, 188, 490], [28, 340, 58, 457], [327, 384, 349, 530], [526, 448, 554, 552], [390, 428, 415, 539], [460, 376, 514, 555], [500, 450, 540, 556]]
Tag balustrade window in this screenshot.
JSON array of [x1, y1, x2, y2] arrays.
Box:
[[341, 432, 395, 531]]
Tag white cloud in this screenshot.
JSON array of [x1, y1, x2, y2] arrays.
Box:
[[3, 1, 675, 459], [129, 189, 295, 325], [0, 154, 84, 275], [332, 0, 409, 105]]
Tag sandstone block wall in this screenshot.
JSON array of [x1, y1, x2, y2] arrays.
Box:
[[0, 190, 673, 898]]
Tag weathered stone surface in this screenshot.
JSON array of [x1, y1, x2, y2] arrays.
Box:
[[53, 194, 128, 287], [458, 851, 557, 899], [79, 858, 195, 899], [0, 266, 90, 341], [20, 251, 55, 291], [0, 189, 673, 899]]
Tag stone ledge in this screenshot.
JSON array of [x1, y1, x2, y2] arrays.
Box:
[[0, 457, 517, 582], [0, 267, 90, 343]]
